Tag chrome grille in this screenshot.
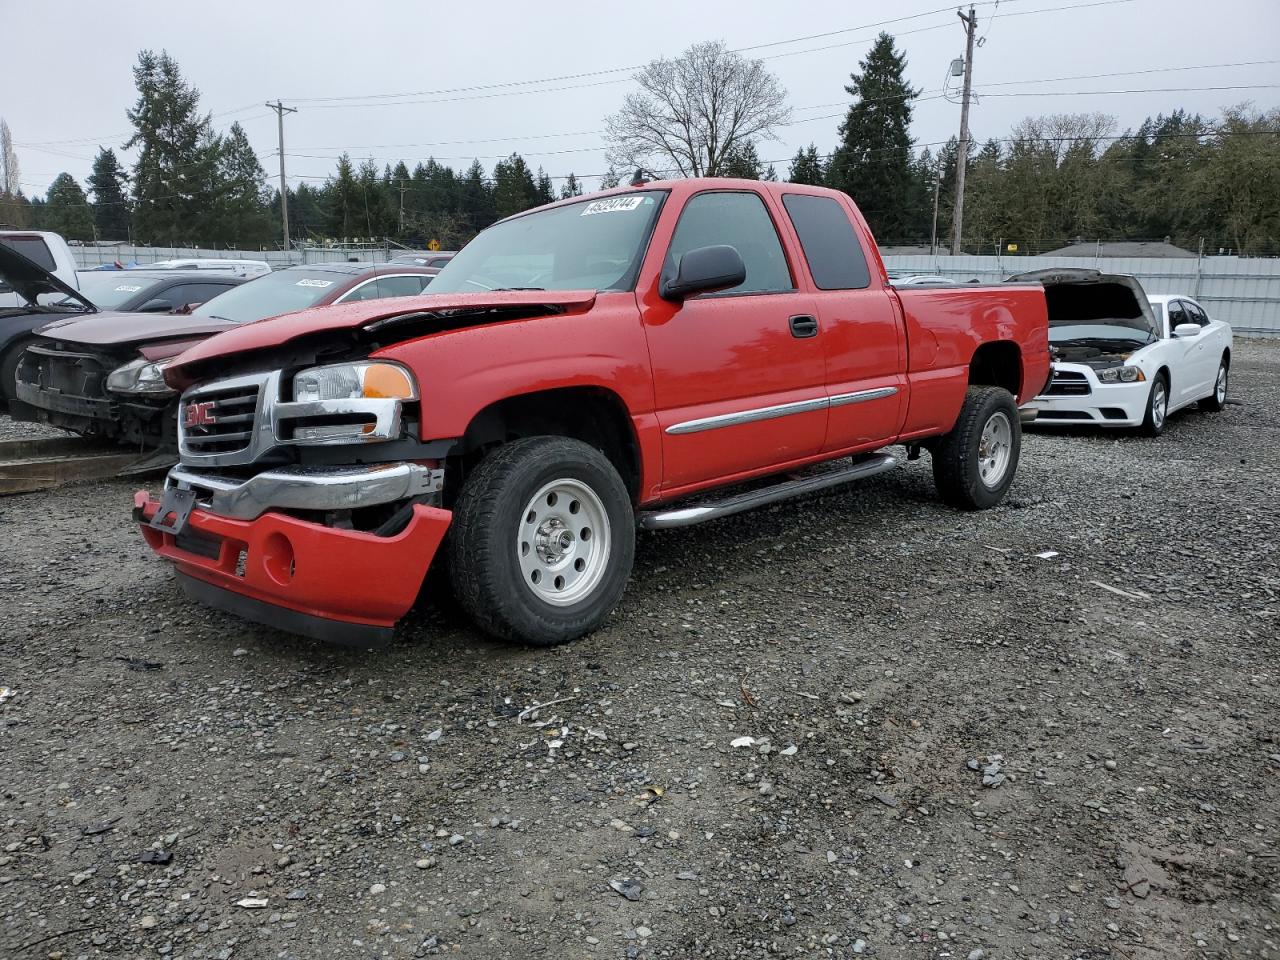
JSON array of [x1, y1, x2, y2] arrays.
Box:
[[181, 385, 260, 456], [177, 371, 279, 467]]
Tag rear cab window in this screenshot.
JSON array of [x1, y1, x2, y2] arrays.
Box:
[[0, 236, 56, 271], [666, 191, 794, 295], [781, 194, 871, 290]]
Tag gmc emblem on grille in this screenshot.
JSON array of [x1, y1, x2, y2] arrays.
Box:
[[184, 401, 218, 429]]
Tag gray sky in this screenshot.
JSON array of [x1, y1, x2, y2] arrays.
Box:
[[6, 0, 1279, 196]]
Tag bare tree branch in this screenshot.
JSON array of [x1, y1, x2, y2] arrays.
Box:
[[606, 41, 790, 179]]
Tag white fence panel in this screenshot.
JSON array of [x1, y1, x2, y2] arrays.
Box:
[[882, 254, 1280, 337]]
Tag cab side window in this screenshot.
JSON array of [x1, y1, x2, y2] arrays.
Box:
[[666, 192, 793, 295], [781, 194, 871, 290], [1167, 300, 1186, 333], [1184, 301, 1209, 326]]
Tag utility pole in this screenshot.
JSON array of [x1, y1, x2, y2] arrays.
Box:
[[266, 101, 298, 257], [930, 168, 942, 258], [397, 179, 408, 235], [950, 5, 977, 257]]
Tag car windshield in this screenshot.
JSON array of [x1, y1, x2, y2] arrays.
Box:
[[191, 270, 343, 323], [427, 191, 666, 294], [62, 273, 163, 309]]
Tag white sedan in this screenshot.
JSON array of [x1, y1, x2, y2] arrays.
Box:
[[1029, 290, 1232, 436]]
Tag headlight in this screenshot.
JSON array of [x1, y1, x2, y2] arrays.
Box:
[[292, 361, 417, 402], [106, 357, 176, 395], [1097, 366, 1145, 384], [286, 361, 417, 444]]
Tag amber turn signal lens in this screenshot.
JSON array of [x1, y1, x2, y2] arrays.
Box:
[[362, 363, 417, 400]]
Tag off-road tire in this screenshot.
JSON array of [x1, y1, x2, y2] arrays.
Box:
[[447, 436, 635, 646], [1200, 355, 1229, 412], [1139, 371, 1170, 437], [931, 385, 1021, 510]]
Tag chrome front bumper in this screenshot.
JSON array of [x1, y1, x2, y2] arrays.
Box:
[[165, 462, 443, 521]]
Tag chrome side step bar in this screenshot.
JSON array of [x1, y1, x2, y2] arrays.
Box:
[[638, 453, 898, 530]]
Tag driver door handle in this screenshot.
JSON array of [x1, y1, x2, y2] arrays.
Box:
[[789, 315, 818, 339]]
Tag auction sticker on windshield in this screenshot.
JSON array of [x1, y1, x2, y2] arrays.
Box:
[[115, 284, 144, 292], [581, 197, 647, 216], [295, 279, 334, 287]]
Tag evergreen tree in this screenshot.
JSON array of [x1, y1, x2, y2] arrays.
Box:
[[325, 153, 359, 239], [535, 167, 556, 206], [599, 166, 620, 189], [209, 122, 271, 246], [285, 183, 325, 239], [43, 173, 95, 240], [355, 159, 389, 238], [125, 50, 221, 244], [826, 33, 919, 239], [492, 154, 538, 219], [460, 159, 495, 233], [762, 164, 779, 182], [560, 173, 583, 199], [787, 144, 827, 185], [720, 141, 764, 179], [87, 147, 130, 240]]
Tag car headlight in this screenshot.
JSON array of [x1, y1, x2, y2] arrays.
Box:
[[292, 361, 418, 403], [1097, 366, 1146, 384], [286, 361, 417, 444], [106, 357, 176, 395]]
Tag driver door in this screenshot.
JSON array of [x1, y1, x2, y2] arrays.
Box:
[[640, 190, 826, 493]]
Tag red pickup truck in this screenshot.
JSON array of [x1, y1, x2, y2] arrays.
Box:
[[135, 178, 1054, 647]]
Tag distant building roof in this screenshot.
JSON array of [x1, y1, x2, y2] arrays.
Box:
[[1041, 240, 1196, 259]]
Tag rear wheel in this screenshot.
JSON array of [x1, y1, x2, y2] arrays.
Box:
[[1139, 373, 1169, 437], [1200, 356, 1228, 412], [447, 436, 635, 646], [932, 386, 1021, 510]]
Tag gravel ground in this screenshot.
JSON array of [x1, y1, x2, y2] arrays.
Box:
[[1, 340, 1277, 960]]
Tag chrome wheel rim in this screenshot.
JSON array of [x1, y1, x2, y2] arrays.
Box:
[[1215, 365, 1227, 403], [1152, 381, 1167, 428], [517, 478, 611, 607], [977, 411, 1013, 489]]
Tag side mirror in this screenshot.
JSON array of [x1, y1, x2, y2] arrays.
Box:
[[138, 298, 174, 313], [660, 245, 747, 302], [1174, 322, 1201, 338]]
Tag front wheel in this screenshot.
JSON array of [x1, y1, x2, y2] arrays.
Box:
[[1139, 373, 1169, 437], [931, 386, 1021, 510], [447, 436, 635, 646], [1200, 356, 1228, 412], [0, 336, 35, 412]]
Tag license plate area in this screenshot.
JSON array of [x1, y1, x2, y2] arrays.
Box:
[[149, 486, 197, 536]]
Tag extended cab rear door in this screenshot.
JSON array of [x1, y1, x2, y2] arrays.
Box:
[[639, 188, 826, 493], [777, 191, 907, 452]]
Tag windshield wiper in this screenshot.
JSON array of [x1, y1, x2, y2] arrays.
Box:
[[493, 286, 546, 291], [1055, 336, 1147, 348]]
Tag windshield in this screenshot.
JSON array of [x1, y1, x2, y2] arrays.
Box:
[[64, 273, 162, 309], [191, 270, 341, 323], [428, 191, 666, 294]]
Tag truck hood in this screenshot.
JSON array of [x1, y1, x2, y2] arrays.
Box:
[[0, 242, 95, 310], [166, 289, 598, 389], [35, 311, 237, 348], [1006, 268, 1159, 341]]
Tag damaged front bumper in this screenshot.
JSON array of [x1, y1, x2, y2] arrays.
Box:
[[1026, 362, 1151, 427], [164, 461, 443, 521], [135, 462, 451, 646]]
